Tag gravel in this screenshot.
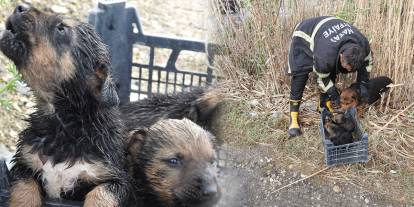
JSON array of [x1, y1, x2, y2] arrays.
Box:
[[215, 145, 404, 207]]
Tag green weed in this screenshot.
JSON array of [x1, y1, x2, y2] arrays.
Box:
[[0, 64, 21, 109]]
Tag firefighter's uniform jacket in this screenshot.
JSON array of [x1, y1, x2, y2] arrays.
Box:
[[288, 16, 373, 93]]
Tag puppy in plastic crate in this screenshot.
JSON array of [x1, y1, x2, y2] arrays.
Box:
[[323, 110, 360, 146], [324, 76, 392, 145]]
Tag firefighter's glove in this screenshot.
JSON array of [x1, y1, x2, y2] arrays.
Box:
[[326, 87, 341, 110]]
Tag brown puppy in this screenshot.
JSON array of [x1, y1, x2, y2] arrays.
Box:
[[0, 5, 130, 206], [127, 118, 221, 207], [340, 87, 366, 117], [340, 76, 393, 117]]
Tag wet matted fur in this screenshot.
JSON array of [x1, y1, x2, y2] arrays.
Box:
[[340, 76, 393, 114], [120, 88, 220, 132], [127, 118, 221, 207], [0, 5, 131, 206], [323, 110, 358, 146]]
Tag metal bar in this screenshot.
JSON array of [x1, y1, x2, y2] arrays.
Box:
[[157, 67, 161, 94], [138, 67, 142, 99], [148, 47, 155, 97], [173, 72, 177, 94], [190, 74, 194, 89], [165, 71, 169, 94], [182, 73, 186, 92]]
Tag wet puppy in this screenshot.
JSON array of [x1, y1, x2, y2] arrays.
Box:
[[127, 118, 220, 207], [324, 110, 358, 146], [0, 5, 130, 206], [340, 76, 393, 116], [120, 88, 220, 132]]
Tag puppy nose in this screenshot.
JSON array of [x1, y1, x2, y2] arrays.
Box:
[[14, 4, 30, 14], [202, 183, 218, 198]]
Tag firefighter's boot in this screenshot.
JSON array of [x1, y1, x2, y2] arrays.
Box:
[[288, 100, 302, 137]]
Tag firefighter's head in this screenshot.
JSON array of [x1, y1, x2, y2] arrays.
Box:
[[340, 44, 366, 73]]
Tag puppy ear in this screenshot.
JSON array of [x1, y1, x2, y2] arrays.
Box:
[[94, 65, 120, 107], [126, 129, 147, 156], [188, 106, 199, 123]]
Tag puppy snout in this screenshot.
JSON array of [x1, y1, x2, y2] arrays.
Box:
[[198, 171, 218, 199], [201, 182, 218, 199], [14, 4, 30, 14]]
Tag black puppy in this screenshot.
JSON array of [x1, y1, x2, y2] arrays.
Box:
[[120, 88, 220, 132], [0, 5, 131, 206], [324, 110, 358, 146]]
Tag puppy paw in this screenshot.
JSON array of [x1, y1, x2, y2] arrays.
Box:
[[9, 179, 42, 207]]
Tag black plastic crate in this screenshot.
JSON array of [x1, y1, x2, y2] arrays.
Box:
[[89, 0, 220, 103], [320, 108, 369, 166]]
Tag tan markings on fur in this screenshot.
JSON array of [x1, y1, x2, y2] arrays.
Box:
[[331, 113, 345, 124], [340, 88, 366, 117], [88, 67, 110, 97], [20, 145, 113, 199], [145, 119, 215, 205], [127, 131, 145, 176], [151, 119, 214, 156], [340, 88, 359, 111], [62, 19, 79, 27], [356, 104, 366, 118], [127, 131, 145, 154], [197, 90, 220, 110], [20, 37, 75, 109], [324, 121, 336, 137], [84, 185, 118, 207], [88, 73, 102, 97], [21, 145, 44, 172], [9, 179, 42, 207]]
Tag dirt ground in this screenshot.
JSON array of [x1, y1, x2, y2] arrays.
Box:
[[216, 145, 403, 207], [0, 1, 412, 207]]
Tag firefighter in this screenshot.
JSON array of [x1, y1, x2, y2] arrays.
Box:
[[287, 16, 372, 137]]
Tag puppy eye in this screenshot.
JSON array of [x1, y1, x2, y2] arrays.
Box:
[[165, 158, 182, 167], [56, 23, 67, 34]]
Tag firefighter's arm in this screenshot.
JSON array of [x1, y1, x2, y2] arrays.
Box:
[[316, 71, 340, 108], [356, 51, 373, 102]]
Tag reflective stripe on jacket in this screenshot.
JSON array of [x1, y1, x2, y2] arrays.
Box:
[[288, 16, 372, 92]]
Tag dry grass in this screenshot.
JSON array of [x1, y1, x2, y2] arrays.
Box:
[[210, 0, 414, 202]]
